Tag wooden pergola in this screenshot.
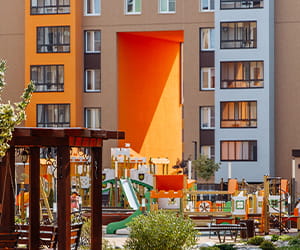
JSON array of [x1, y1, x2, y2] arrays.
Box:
[[0, 127, 125, 250]]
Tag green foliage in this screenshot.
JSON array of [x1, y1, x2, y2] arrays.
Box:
[[278, 234, 294, 242], [124, 210, 197, 250], [192, 155, 221, 181], [247, 235, 264, 245], [288, 237, 300, 246], [0, 60, 35, 157], [271, 234, 279, 242], [200, 247, 220, 250], [260, 240, 276, 250], [277, 246, 300, 250], [102, 239, 117, 250], [215, 243, 235, 250]]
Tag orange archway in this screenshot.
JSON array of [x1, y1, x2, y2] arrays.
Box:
[[118, 31, 184, 168]]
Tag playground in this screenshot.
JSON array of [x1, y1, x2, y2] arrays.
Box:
[[103, 146, 300, 243]]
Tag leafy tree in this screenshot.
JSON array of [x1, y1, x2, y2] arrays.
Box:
[[192, 154, 221, 181], [0, 60, 35, 157]]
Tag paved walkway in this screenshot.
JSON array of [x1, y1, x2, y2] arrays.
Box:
[[103, 226, 245, 249], [102, 226, 300, 249]]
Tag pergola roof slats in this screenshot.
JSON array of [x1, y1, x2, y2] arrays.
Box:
[[1, 127, 125, 250], [11, 128, 125, 146]]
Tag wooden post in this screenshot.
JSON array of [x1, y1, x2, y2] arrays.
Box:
[[57, 145, 71, 250], [91, 147, 102, 250], [29, 147, 40, 250], [0, 149, 16, 232]]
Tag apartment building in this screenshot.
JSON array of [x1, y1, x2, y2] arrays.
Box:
[[1, 0, 300, 186]]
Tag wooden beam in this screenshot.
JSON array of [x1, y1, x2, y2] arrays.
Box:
[[12, 128, 125, 142], [57, 145, 71, 250], [29, 147, 40, 250], [91, 147, 102, 250], [11, 137, 69, 147]]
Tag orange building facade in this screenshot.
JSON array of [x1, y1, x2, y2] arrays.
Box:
[[5, 0, 300, 185]]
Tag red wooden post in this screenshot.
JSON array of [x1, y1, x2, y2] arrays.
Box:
[[57, 145, 71, 250], [29, 147, 40, 250], [91, 147, 102, 250]]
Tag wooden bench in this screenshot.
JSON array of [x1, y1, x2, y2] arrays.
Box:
[[70, 223, 83, 250], [15, 223, 82, 250], [16, 225, 57, 249], [195, 223, 248, 243], [0, 232, 19, 250]]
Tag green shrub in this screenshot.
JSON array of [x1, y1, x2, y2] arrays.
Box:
[[288, 237, 300, 246], [124, 210, 197, 250], [215, 243, 235, 250], [102, 239, 116, 250], [279, 235, 294, 242], [277, 246, 300, 250], [247, 235, 264, 245], [260, 240, 276, 250], [200, 247, 220, 250], [271, 234, 279, 242]]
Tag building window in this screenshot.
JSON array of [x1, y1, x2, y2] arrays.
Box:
[[221, 140, 257, 161], [159, 0, 176, 13], [37, 26, 70, 53], [220, 0, 263, 9], [221, 61, 264, 88], [200, 106, 215, 129], [125, 0, 141, 14], [37, 104, 70, 127], [201, 145, 215, 159], [84, 0, 101, 15], [221, 22, 257, 49], [85, 69, 100, 92], [85, 30, 101, 53], [31, 65, 64, 92], [201, 67, 215, 90], [85, 108, 101, 128], [31, 0, 70, 14], [221, 101, 257, 128], [200, 0, 215, 11], [200, 28, 215, 51]]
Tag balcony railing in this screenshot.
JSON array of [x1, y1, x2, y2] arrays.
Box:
[[220, 0, 264, 9]]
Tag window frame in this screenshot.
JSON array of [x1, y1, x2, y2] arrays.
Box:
[[37, 26, 70, 53], [31, 0, 70, 15], [159, 0, 176, 14], [31, 65, 64, 92], [37, 104, 70, 127], [84, 0, 101, 16], [85, 30, 101, 53], [220, 140, 257, 161], [125, 0, 142, 14], [220, 21, 257, 49], [200, 0, 215, 12], [200, 67, 215, 90], [200, 28, 215, 51], [220, 0, 264, 10], [84, 107, 101, 128], [200, 106, 215, 129], [221, 61, 264, 89], [220, 101, 257, 128], [84, 69, 101, 92], [201, 145, 215, 159]]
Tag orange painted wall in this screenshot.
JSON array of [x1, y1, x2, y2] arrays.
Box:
[[24, 0, 83, 127], [118, 31, 183, 168]]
